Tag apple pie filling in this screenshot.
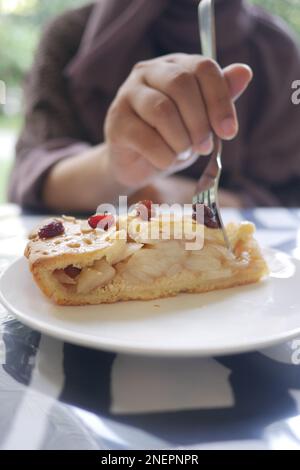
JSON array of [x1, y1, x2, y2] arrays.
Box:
[[52, 237, 249, 295]]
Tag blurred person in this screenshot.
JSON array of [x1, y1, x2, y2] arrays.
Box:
[[8, 0, 300, 212]]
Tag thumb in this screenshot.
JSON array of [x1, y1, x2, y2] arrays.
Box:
[[223, 64, 253, 102]]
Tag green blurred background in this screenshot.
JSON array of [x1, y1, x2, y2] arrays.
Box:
[[0, 0, 300, 203]]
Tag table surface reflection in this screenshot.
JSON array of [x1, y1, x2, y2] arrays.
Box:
[[0, 204, 300, 450]]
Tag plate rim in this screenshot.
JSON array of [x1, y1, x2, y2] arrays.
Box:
[[0, 251, 300, 357]]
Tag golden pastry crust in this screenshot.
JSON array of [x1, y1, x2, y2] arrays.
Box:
[[25, 214, 268, 306]]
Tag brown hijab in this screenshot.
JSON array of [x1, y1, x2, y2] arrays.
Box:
[[65, 0, 254, 143], [64, 0, 300, 206], [9, 0, 300, 208]]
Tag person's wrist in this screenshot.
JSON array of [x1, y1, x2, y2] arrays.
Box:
[[98, 143, 137, 203]]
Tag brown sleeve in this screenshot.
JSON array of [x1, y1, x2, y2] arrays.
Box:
[[8, 6, 92, 210], [208, 3, 300, 207], [235, 9, 300, 206]]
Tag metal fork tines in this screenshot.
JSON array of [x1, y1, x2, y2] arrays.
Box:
[[194, 0, 232, 253], [193, 136, 231, 251]]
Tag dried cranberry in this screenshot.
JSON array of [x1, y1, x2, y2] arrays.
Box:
[[98, 214, 115, 231], [192, 203, 220, 229], [38, 220, 65, 239], [64, 265, 81, 279], [192, 210, 201, 222], [88, 213, 115, 231], [136, 200, 155, 221], [204, 216, 220, 229], [209, 202, 221, 228]]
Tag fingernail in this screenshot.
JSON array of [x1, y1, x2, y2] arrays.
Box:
[[220, 117, 237, 139], [194, 134, 213, 155], [244, 64, 254, 82], [177, 147, 194, 161]]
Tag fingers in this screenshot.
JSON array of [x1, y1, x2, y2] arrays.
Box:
[[223, 64, 253, 101], [127, 84, 192, 155], [141, 62, 213, 154], [137, 55, 250, 144], [191, 58, 238, 140], [168, 55, 239, 140], [105, 53, 254, 187], [105, 99, 175, 171]]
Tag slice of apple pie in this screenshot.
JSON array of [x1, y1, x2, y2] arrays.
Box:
[[25, 202, 268, 306]]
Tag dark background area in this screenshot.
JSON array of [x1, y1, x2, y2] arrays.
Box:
[[0, 0, 299, 202]]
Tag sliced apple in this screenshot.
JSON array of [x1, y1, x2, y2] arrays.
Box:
[[77, 260, 116, 294], [53, 269, 77, 285]]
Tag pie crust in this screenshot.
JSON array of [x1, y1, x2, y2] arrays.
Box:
[[25, 213, 268, 306]]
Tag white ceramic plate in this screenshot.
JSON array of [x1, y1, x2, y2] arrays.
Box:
[[0, 249, 299, 357]]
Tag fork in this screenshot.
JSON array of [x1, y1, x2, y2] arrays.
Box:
[[193, 0, 232, 252]]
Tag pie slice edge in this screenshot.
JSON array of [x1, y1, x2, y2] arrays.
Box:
[[25, 212, 268, 306]]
